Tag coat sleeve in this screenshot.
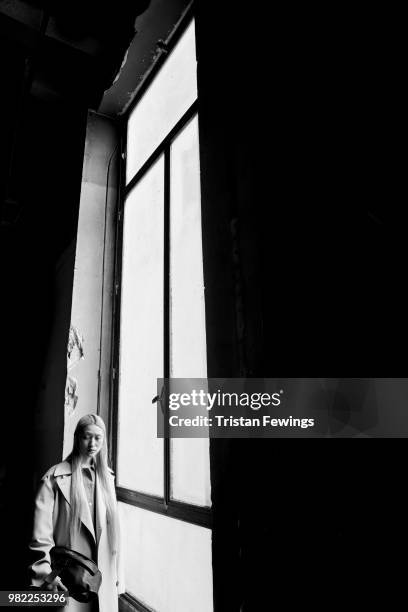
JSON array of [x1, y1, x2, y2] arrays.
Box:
[[28, 474, 56, 587]]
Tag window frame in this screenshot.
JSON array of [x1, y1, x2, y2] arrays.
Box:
[[110, 9, 212, 532]]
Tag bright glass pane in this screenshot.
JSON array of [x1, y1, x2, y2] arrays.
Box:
[[170, 438, 211, 506], [169, 115, 211, 506], [170, 116, 206, 378], [117, 157, 164, 496], [126, 19, 197, 183], [119, 503, 213, 612]]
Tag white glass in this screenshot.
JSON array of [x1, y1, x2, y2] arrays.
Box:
[[170, 116, 206, 379], [117, 157, 164, 496], [169, 115, 211, 506], [119, 503, 213, 612], [170, 437, 211, 506], [126, 20, 197, 183]]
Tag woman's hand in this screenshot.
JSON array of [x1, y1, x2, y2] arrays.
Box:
[[43, 576, 68, 592]]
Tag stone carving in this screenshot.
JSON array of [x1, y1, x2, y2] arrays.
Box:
[[67, 325, 84, 371], [65, 375, 78, 415], [65, 325, 84, 414]]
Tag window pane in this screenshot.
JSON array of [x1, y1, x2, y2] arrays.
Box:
[[170, 116, 206, 378], [170, 438, 211, 506], [169, 115, 210, 506], [119, 502, 213, 612], [117, 157, 164, 496], [126, 19, 197, 183]]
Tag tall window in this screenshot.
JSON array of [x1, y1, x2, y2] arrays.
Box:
[[112, 16, 212, 612]]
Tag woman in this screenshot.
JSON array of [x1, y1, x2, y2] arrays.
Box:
[[29, 414, 124, 612]]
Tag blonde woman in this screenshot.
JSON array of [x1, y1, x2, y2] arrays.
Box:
[[29, 414, 124, 611]]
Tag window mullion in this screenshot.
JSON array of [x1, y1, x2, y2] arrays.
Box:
[[164, 145, 171, 506], [112, 124, 127, 476]]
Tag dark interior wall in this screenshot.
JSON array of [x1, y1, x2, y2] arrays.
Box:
[[0, 93, 87, 588], [196, 3, 405, 610], [197, 3, 405, 378]]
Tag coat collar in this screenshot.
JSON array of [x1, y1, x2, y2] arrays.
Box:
[[53, 461, 114, 477], [53, 461, 72, 477]]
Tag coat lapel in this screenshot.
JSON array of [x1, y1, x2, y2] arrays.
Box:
[[54, 462, 72, 506], [79, 491, 96, 542], [53, 461, 96, 542]]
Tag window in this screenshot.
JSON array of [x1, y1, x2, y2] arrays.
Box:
[[112, 15, 213, 612]]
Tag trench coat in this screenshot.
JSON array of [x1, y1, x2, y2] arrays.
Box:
[[29, 461, 124, 612]]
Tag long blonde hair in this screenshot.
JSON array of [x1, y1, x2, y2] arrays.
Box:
[[65, 414, 118, 553]]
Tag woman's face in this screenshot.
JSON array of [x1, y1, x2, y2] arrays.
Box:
[[78, 424, 104, 461]]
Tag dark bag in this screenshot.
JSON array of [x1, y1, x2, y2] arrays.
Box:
[[44, 546, 102, 603]]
